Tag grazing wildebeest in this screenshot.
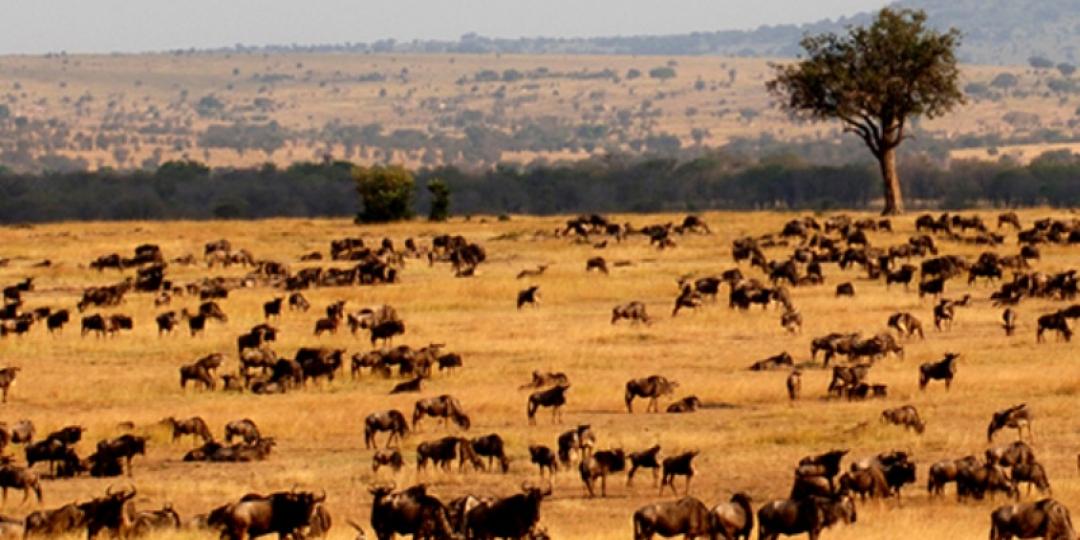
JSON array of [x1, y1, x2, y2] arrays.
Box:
[[988, 441, 1037, 468], [529, 445, 558, 479], [413, 395, 471, 432], [372, 449, 404, 473], [437, 353, 463, 374], [781, 308, 802, 335], [920, 353, 959, 391], [885, 264, 917, 289], [834, 282, 855, 297], [519, 371, 570, 390], [369, 320, 406, 347], [288, 293, 311, 312], [0, 465, 41, 503], [517, 286, 540, 309], [527, 384, 570, 424], [625, 375, 678, 413], [579, 449, 626, 497], [660, 450, 699, 496], [364, 410, 409, 449], [155, 311, 179, 336], [162, 416, 212, 445], [1037, 312, 1072, 342], [465, 482, 551, 540], [712, 493, 754, 540], [887, 312, 925, 339], [632, 497, 715, 540], [990, 498, 1075, 540], [989, 403, 1034, 442], [838, 467, 890, 500], [24, 503, 86, 538], [516, 264, 549, 279], [666, 396, 702, 413], [415, 436, 465, 472], [390, 376, 424, 394], [94, 434, 147, 476], [179, 363, 215, 391], [881, 405, 926, 434], [787, 370, 801, 401], [213, 489, 326, 540], [367, 483, 456, 540], [958, 462, 1017, 501], [470, 434, 510, 473], [1003, 308, 1018, 337], [627, 445, 662, 487], [1011, 462, 1052, 496], [224, 419, 261, 444], [586, 257, 611, 275], [612, 301, 651, 325], [927, 455, 980, 497], [756, 495, 856, 540], [77, 485, 139, 540]]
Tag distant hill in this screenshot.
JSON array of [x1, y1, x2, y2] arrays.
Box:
[[239, 0, 1078, 66]]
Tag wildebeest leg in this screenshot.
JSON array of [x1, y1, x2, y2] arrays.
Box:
[[652, 468, 659, 487], [627, 465, 637, 486], [600, 472, 607, 497]]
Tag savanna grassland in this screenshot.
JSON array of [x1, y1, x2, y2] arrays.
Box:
[[3, 51, 1080, 172], [0, 210, 1078, 539]]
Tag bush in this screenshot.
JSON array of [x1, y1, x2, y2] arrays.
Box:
[[353, 165, 415, 223], [649, 67, 677, 80]]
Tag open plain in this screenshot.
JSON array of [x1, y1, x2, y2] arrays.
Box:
[[0, 209, 1078, 539]]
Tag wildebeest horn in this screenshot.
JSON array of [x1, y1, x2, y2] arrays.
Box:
[[106, 485, 114, 496], [347, 520, 364, 532], [316, 489, 326, 502]]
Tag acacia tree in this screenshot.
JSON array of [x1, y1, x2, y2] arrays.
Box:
[[353, 164, 414, 223], [767, 8, 964, 215]]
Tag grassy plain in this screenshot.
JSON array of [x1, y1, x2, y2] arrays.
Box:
[[1, 51, 1077, 169], [0, 210, 1078, 539]]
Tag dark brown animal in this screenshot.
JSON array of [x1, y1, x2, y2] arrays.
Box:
[[625, 375, 678, 413], [659, 450, 699, 496]]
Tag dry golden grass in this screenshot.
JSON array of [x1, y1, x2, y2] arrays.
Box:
[[0, 210, 1078, 539], [1, 52, 1075, 170]]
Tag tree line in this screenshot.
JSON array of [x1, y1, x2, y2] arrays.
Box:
[[0, 152, 1078, 223]]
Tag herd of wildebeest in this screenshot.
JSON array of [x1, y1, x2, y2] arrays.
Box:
[[0, 210, 1079, 539]]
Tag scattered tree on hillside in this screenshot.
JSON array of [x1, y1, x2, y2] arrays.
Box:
[[427, 178, 451, 221], [768, 8, 964, 215]]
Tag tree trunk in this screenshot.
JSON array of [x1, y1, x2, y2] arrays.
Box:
[[878, 147, 904, 215]]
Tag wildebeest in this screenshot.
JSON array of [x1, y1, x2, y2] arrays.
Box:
[[989, 403, 1034, 442], [786, 370, 801, 401], [580, 449, 626, 497], [162, 416, 212, 445], [711, 493, 754, 540], [881, 405, 926, 434], [586, 257, 609, 275], [625, 375, 678, 413], [797, 449, 849, 492], [364, 410, 409, 449], [666, 396, 701, 413], [529, 445, 558, 480], [927, 455, 980, 497], [413, 395, 471, 432], [757, 496, 856, 540], [887, 312, 925, 339], [179, 363, 215, 391], [1011, 462, 1052, 496], [415, 437, 468, 472], [750, 352, 793, 371], [1036, 312, 1072, 342], [659, 450, 699, 496], [519, 371, 569, 390], [225, 419, 261, 444], [672, 285, 703, 316], [557, 424, 595, 466], [517, 286, 541, 309], [372, 449, 404, 473], [213, 489, 326, 540], [612, 301, 651, 325], [527, 384, 570, 425], [95, 434, 147, 476], [263, 297, 284, 320], [958, 462, 1017, 501], [390, 376, 424, 394], [465, 482, 551, 540], [989, 498, 1075, 540], [369, 320, 406, 347], [627, 445, 662, 487], [781, 308, 802, 335], [1003, 308, 1018, 337], [78, 485, 139, 539], [24, 503, 86, 538], [834, 282, 855, 297], [46, 310, 70, 335], [130, 504, 181, 537], [920, 353, 959, 391], [288, 293, 311, 312], [632, 497, 715, 540], [0, 367, 19, 403], [367, 483, 456, 540], [0, 464, 41, 503], [471, 434, 510, 473]]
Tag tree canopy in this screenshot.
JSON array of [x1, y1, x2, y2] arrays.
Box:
[[353, 164, 415, 223], [767, 8, 964, 214]]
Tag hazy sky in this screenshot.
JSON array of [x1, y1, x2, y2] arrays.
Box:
[[1, 0, 892, 55]]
